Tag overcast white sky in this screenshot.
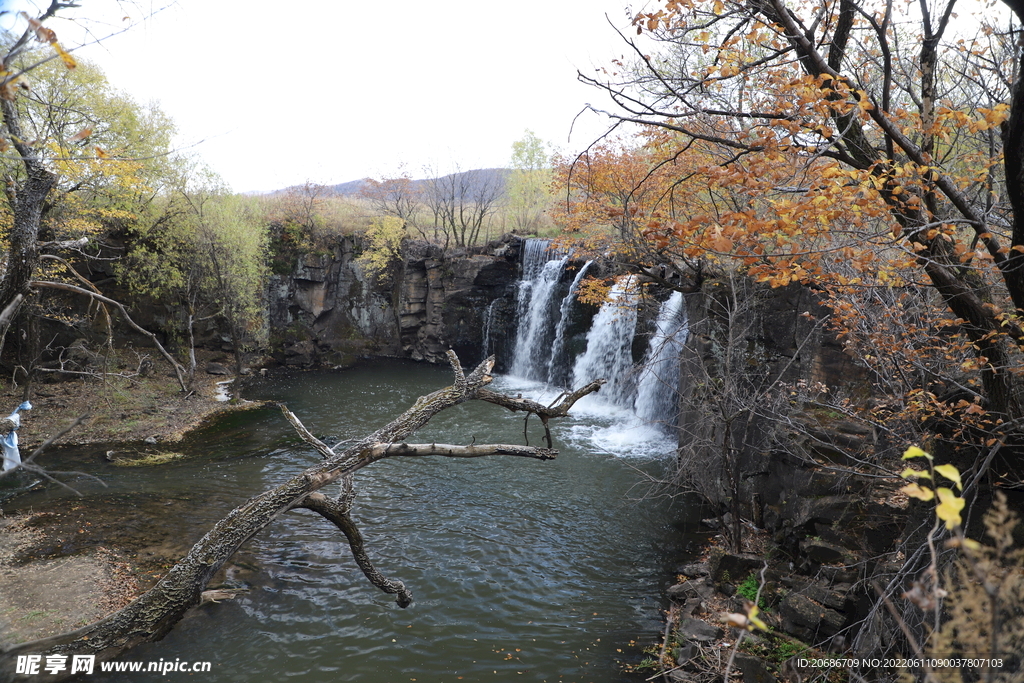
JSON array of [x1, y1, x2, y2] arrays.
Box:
[[0, 0, 1010, 192], [26, 0, 646, 193]]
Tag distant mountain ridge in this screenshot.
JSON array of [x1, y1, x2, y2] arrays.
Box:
[[271, 168, 511, 197]]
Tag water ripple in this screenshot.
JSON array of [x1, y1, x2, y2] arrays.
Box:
[[48, 361, 706, 683]]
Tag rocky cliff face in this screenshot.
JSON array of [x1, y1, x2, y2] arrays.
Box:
[[677, 279, 871, 500], [673, 279, 909, 655], [676, 279, 896, 535], [267, 236, 520, 368]]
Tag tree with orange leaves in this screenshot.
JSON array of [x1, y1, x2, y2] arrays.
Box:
[[565, 0, 1024, 462]]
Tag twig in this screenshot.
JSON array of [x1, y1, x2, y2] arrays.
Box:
[[278, 403, 335, 459], [872, 581, 940, 683], [29, 280, 189, 391]]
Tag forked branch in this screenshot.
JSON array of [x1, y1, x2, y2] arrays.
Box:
[[478, 379, 606, 447], [29, 280, 189, 391], [296, 493, 413, 607]]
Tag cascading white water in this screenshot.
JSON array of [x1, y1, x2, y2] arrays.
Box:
[[481, 299, 499, 359], [570, 276, 640, 408], [504, 243, 685, 457], [634, 292, 689, 427], [510, 240, 568, 380], [546, 260, 593, 386]]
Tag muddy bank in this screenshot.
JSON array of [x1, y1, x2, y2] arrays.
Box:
[[0, 364, 266, 651], [0, 491, 263, 651], [0, 515, 139, 647], [11, 365, 265, 450]]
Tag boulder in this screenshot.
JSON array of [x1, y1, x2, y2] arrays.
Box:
[[801, 582, 849, 610], [678, 618, 724, 643], [713, 553, 764, 582], [667, 579, 714, 602], [784, 495, 863, 529], [283, 340, 316, 366], [779, 593, 848, 640], [734, 653, 774, 683], [205, 362, 230, 375], [674, 642, 698, 669], [799, 538, 852, 565], [818, 565, 859, 584], [676, 562, 710, 577]]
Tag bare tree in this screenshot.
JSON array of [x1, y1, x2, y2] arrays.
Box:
[[360, 172, 424, 238], [0, 353, 604, 681], [676, 273, 828, 550], [423, 165, 505, 248], [277, 181, 327, 233]]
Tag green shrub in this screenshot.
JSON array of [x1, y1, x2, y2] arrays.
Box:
[[737, 573, 767, 609]]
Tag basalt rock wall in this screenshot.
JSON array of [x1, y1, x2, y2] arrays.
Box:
[[267, 235, 520, 368], [667, 280, 917, 663], [678, 279, 890, 539], [674, 279, 910, 654]]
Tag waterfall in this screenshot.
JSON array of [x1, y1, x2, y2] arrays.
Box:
[[503, 241, 686, 457], [634, 292, 688, 427], [546, 260, 593, 386], [481, 299, 499, 360], [510, 240, 569, 380], [570, 276, 640, 408], [519, 238, 565, 279]]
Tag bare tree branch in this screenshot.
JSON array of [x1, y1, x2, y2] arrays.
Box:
[[295, 493, 413, 608], [278, 404, 335, 459], [29, 280, 188, 391], [478, 379, 606, 417], [478, 379, 606, 448], [367, 442, 557, 460]]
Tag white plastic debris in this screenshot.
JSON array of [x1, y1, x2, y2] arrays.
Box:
[[1, 401, 32, 471]]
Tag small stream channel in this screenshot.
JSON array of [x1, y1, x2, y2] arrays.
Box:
[[5, 360, 705, 682]]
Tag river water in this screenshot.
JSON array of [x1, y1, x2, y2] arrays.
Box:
[[6, 360, 702, 682]]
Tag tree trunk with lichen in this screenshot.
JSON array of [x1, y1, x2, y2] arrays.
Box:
[[0, 97, 56, 346]]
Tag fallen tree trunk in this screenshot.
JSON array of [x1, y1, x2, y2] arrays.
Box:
[[0, 352, 602, 681]]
